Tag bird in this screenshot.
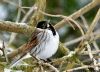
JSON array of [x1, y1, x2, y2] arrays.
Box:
[[9, 20, 59, 68]]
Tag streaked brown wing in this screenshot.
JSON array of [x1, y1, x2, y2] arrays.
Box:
[[9, 28, 44, 67], [23, 28, 43, 52]]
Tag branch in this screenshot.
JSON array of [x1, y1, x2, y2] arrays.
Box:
[[76, 8, 100, 53], [67, 63, 100, 72], [42, 63, 59, 72], [87, 8, 100, 34], [0, 21, 34, 34], [64, 30, 100, 46], [29, 0, 46, 26], [55, 0, 100, 29]]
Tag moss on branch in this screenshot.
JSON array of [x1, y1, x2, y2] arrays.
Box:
[[0, 21, 34, 35]]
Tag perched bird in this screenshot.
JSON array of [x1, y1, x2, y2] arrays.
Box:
[[10, 20, 59, 67]]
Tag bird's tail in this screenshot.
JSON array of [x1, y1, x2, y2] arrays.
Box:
[[9, 53, 27, 68]]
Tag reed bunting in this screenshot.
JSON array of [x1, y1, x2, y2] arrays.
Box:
[[10, 20, 59, 67]]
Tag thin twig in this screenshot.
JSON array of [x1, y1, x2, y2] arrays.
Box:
[[2, 41, 9, 63], [86, 42, 99, 71], [82, 50, 100, 55], [67, 63, 100, 72], [40, 10, 84, 35], [55, 0, 100, 29], [86, 8, 100, 34], [64, 30, 100, 46], [16, 0, 22, 22], [4, 0, 26, 14], [42, 63, 59, 72], [21, 5, 37, 23], [8, 0, 22, 46], [40, 10, 75, 30]]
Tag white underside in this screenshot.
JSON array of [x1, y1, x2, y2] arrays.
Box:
[[30, 29, 59, 60]]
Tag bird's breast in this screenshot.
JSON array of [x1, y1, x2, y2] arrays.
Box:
[[30, 29, 59, 60]]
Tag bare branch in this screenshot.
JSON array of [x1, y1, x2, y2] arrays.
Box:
[[87, 8, 100, 34], [42, 63, 59, 72], [67, 63, 100, 72], [55, 0, 100, 29], [29, 0, 46, 26], [0, 21, 34, 34]]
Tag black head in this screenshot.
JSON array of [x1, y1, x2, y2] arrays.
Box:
[[37, 21, 56, 36]]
